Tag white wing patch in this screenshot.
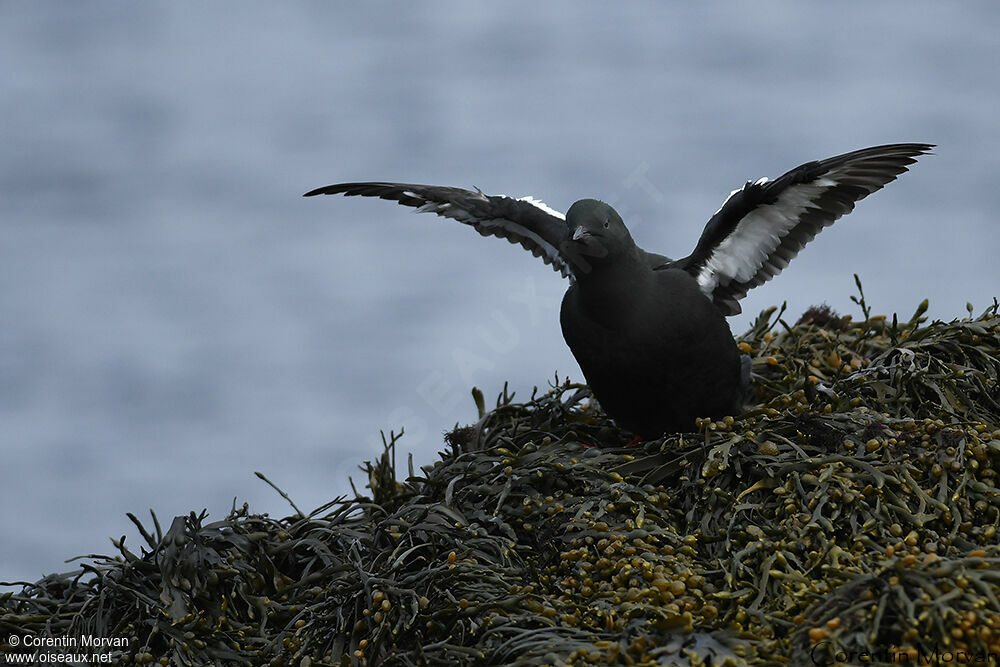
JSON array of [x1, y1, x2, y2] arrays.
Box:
[[697, 177, 836, 295], [518, 196, 566, 220]]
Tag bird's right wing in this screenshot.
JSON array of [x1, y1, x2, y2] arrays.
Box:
[[670, 143, 933, 315], [304, 182, 575, 279]]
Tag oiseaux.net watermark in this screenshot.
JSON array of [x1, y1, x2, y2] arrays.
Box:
[[4, 633, 130, 664]]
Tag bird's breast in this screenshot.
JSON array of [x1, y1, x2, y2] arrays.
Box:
[[559, 268, 736, 369]]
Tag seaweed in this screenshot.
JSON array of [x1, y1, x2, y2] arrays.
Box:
[[3, 285, 999, 666]]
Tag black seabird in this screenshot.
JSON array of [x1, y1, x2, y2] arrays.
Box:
[[305, 143, 932, 436]]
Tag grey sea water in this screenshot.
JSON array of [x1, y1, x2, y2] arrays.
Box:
[[2, 3, 998, 584]]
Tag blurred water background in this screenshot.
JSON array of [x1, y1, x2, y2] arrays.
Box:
[[2, 3, 999, 584]]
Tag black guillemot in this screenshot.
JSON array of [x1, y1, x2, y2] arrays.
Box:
[[305, 143, 932, 436]]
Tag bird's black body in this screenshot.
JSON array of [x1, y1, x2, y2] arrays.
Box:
[[560, 265, 743, 435], [306, 143, 932, 436], [552, 198, 746, 435]]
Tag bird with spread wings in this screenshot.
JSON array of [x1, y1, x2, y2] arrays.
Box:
[[306, 143, 932, 436]]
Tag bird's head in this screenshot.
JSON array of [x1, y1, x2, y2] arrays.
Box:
[[561, 199, 635, 274]]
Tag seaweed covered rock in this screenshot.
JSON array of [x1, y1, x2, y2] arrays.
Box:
[[2, 295, 999, 666]]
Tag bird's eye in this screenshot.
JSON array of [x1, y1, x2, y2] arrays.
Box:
[[603, 221, 610, 229]]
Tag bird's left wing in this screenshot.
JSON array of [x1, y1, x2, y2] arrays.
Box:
[[671, 143, 934, 315], [304, 182, 574, 279]]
